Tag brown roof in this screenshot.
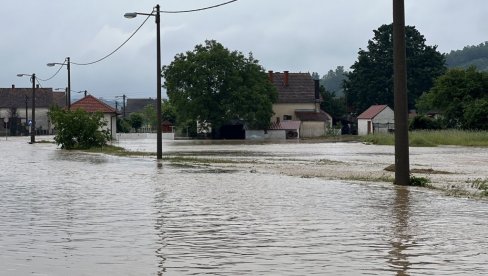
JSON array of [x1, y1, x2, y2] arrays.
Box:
[[0, 87, 65, 108], [295, 110, 332, 122], [357, 105, 389, 119], [270, 72, 317, 103], [71, 95, 117, 114], [125, 98, 156, 114]]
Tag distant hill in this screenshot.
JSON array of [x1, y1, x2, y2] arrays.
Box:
[[445, 42, 488, 71]]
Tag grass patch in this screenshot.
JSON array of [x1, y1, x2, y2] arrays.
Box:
[[408, 175, 431, 187], [468, 178, 488, 196], [84, 145, 153, 157], [363, 130, 488, 147]]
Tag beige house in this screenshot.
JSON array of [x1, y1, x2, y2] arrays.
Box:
[[268, 71, 332, 138], [70, 95, 118, 139], [0, 85, 65, 135]]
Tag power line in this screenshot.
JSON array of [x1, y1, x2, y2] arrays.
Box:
[[71, 13, 152, 66], [42, 0, 239, 70], [161, 0, 238, 14], [37, 62, 66, 82]]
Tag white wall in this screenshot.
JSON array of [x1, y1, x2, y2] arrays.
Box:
[[246, 130, 286, 140], [358, 119, 371, 136], [372, 107, 394, 124], [300, 121, 326, 137]]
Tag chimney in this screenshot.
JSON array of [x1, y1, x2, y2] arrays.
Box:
[[284, 71, 289, 87], [36, 84, 40, 88], [12, 84, 15, 89], [314, 79, 321, 113], [268, 70, 274, 83]]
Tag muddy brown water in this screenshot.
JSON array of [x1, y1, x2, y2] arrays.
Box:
[[1, 136, 487, 275]]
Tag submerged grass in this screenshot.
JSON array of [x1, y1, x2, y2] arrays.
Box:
[[363, 130, 488, 147]]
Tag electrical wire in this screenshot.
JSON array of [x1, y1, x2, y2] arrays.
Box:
[[45, 0, 238, 69], [37, 62, 66, 82], [71, 13, 152, 66], [161, 0, 238, 14]]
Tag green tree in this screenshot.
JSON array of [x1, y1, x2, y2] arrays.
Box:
[[162, 99, 176, 124], [416, 67, 488, 129], [129, 113, 144, 132], [320, 85, 347, 122], [320, 66, 348, 97], [48, 107, 110, 149], [162, 40, 277, 131], [344, 24, 446, 113], [446, 41, 488, 71], [117, 118, 131, 133], [142, 103, 157, 128]]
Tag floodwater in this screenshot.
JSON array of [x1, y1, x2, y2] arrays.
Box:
[[1, 136, 487, 275]]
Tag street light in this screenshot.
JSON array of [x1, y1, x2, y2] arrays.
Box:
[[125, 5, 163, 160], [16, 73, 36, 144], [47, 57, 71, 110]]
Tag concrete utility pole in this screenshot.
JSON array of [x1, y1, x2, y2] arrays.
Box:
[[393, 0, 410, 185]]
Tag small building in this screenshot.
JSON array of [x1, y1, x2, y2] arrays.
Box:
[[357, 105, 394, 135], [70, 95, 118, 139]]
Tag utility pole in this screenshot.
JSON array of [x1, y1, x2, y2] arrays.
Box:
[[123, 94, 126, 118], [393, 0, 410, 185], [25, 95, 28, 126], [31, 74, 36, 143], [116, 94, 127, 117], [67, 57, 71, 110]]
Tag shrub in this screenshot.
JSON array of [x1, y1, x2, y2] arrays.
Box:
[[409, 175, 430, 187], [48, 107, 111, 149], [409, 115, 441, 130]]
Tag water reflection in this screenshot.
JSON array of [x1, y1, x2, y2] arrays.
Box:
[[389, 186, 412, 275]]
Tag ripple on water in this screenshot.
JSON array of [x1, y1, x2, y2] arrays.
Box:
[[1, 138, 487, 275]]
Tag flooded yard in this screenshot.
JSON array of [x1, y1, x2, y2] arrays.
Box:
[[1, 136, 487, 275]]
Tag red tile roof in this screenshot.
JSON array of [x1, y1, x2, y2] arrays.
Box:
[[269, 120, 301, 130], [357, 105, 389, 120], [270, 72, 318, 103], [71, 95, 117, 114]]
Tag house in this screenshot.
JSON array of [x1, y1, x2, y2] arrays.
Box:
[[0, 85, 65, 135], [70, 95, 118, 139], [357, 105, 394, 135], [268, 71, 332, 138], [124, 98, 156, 118]]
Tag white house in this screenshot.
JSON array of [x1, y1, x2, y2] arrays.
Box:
[[70, 95, 118, 140], [357, 105, 394, 135]]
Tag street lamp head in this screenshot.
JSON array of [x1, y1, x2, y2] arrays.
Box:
[[46, 63, 56, 67], [124, 12, 138, 19], [17, 74, 30, 77]]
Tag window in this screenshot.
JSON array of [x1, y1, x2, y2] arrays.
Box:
[[283, 115, 292, 120]]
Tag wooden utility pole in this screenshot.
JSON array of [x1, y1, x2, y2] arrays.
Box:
[[393, 0, 410, 185]]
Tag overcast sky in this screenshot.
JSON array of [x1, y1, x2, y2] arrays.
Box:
[[1, 0, 486, 101]]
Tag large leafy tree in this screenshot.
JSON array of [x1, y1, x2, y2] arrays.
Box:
[[48, 107, 110, 149], [344, 24, 446, 113], [162, 40, 277, 131], [416, 67, 488, 129]]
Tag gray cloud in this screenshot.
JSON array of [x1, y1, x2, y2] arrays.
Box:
[[1, 0, 486, 100]]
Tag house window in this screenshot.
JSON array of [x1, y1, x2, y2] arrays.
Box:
[[283, 115, 292, 120]]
